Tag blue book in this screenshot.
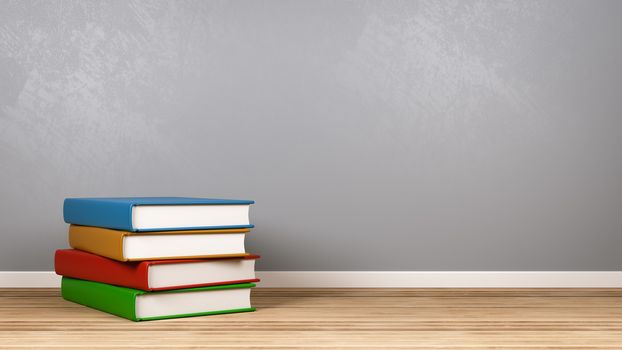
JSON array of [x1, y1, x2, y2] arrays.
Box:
[[64, 197, 254, 232]]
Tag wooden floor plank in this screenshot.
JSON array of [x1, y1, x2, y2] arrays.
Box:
[[1, 288, 622, 349]]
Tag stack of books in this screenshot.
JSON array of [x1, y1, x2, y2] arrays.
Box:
[[54, 197, 258, 321]]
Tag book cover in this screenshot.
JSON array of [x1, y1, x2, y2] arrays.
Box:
[[61, 277, 256, 321], [68, 225, 250, 261], [55, 249, 260, 291], [63, 197, 255, 231]]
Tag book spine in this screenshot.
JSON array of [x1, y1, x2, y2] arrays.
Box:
[[61, 277, 140, 321], [55, 250, 149, 290], [68, 226, 127, 261], [63, 198, 134, 231]]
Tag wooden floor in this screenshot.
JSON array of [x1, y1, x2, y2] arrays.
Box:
[[2, 289, 622, 349]]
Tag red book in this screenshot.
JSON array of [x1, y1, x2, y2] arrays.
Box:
[[55, 249, 260, 291]]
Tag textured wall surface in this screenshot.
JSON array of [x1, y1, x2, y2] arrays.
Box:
[[1, 0, 622, 270]]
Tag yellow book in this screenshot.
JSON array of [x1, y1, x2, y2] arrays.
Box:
[[68, 225, 250, 261]]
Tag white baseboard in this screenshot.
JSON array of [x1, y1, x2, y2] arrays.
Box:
[[2, 271, 622, 288], [0, 272, 62, 288]]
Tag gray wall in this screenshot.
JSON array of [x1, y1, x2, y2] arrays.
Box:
[[1, 0, 622, 271]]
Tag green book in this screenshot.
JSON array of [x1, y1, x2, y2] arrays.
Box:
[[61, 277, 256, 321]]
